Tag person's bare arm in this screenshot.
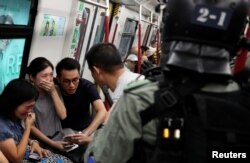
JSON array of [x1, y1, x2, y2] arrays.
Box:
[[40, 81, 67, 120], [31, 126, 66, 151], [0, 113, 34, 162], [82, 99, 107, 136], [0, 150, 9, 163], [50, 87, 67, 120]]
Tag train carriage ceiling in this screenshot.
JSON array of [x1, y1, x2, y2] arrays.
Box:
[[110, 0, 160, 18]]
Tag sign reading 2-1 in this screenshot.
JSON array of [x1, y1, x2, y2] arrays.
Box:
[[192, 5, 232, 30]]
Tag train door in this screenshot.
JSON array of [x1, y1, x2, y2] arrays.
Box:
[[63, 0, 99, 81], [148, 25, 158, 44], [78, 2, 111, 80], [71, 6, 90, 61], [80, 6, 108, 75], [79, 7, 106, 79], [62, 0, 93, 63]]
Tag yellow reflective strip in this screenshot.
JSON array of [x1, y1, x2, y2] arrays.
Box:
[[163, 128, 169, 138]]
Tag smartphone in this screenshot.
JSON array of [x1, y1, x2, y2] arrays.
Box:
[[29, 153, 40, 161], [65, 144, 79, 152], [64, 144, 75, 148]]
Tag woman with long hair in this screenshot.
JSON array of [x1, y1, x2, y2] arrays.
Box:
[[0, 79, 47, 162], [27, 57, 68, 152], [0, 79, 73, 162]]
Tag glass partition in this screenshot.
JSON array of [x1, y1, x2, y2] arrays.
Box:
[[0, 38, 26, 93], [0, 0, 37, 93]]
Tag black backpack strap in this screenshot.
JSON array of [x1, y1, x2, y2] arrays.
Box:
[[101, 85, 113, 106], [140, 78, 205, 126]]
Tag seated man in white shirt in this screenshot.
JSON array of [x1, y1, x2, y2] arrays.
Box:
[[125, 54, 138, 72]]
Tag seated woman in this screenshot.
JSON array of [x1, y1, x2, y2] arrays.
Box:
[[27, 57, 68, 152], [0, 79, 72, 162]]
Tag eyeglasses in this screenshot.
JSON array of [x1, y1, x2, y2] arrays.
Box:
[[62, 77, 80, 86]]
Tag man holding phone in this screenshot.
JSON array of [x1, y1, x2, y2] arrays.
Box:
[[63, 131, 93, 146], [56, 58, 107, 162]]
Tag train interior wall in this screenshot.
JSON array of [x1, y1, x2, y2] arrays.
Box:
[[28, 0, 158, 85], [29, 0, 73, 72]]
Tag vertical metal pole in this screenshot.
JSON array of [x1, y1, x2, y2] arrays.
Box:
[[104, 0, 110, 43], [75, 11, 87, 61], [150, 12, 153, 23], [137, 5, 142, 73], [156, 28, 160, 65], [103, 0, 111, 110], [233, 21, 250, 74], [156, 4, 164, 66], [111, 17, 119, 44], [111, 4, 120, 44]]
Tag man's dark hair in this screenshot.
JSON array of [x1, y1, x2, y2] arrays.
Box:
[[0, 79, 38, 119], [56, 57, 80, 77], [86, 43, 123, 73], [141, 45, 149, 54]]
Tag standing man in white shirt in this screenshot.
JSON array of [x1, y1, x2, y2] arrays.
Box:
[[85, 43, 144, 104]]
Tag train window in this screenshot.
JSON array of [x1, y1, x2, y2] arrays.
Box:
[[123, 19, 137, 33], [118, 18, 138, 59], [143, 25, 152, 46], [0, 0, 31, 26], [93, 12, 105, 45], [148, 14, 159, 45], [149, 26, 158, 44]]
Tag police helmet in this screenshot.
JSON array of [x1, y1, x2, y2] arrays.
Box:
[[161, 0, 249, 76]]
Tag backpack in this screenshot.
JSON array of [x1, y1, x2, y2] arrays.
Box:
[[128, 68, 250, 163]]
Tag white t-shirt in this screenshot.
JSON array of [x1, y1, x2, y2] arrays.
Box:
[[110, 70, 145, 103]]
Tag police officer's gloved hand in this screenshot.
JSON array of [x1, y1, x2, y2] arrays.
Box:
[[141, 60, 155, 75]]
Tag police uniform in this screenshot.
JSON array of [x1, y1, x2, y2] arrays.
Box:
[[84, 80, 158, 163], [84, 76, 249, 163]]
